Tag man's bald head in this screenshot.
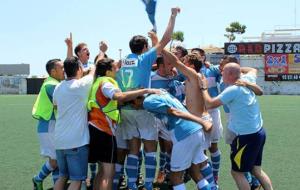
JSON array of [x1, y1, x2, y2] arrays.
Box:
[[223, 62, 241, 84]]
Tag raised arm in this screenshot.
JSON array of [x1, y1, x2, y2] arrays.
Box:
[[167, 107, 213, 132], [95, 41, 108, 64], [65, 32, 73, 58], [155, 7, 180, 54], [162, 49, 198, 81]]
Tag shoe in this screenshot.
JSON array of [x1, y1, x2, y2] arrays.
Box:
[[155, 171, 166, 184], [136, 174, 145, 188], [251, 184, 262, 190], [119, 175, 128, 190], [32, 177, 43, 190]]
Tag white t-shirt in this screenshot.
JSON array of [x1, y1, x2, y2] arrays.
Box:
[[53, 75, 93, 149], [101, 82, 120, 99]]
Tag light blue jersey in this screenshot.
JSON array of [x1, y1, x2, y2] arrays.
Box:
[[116, 48, 157, 92], [218, 85, 263, 135], [143, 91, 201, 142], [220, 74, 257, 113], [151, 71, 185, 102], [200, 65, 221, 98]]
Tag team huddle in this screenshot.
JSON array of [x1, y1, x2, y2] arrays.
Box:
[[31, 7, 273, 190]]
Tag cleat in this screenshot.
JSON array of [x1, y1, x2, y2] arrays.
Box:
[[32, 177, 43, 190], [119, 175, 128, 190], [136, 174, 145, 188]]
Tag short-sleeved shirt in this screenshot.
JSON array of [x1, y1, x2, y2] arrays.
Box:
[[116, 48, 157, 92], [217, 85, 263, 135], [200, 65, 221, 98], [220, 73, 257, 113], [143, 91, 201, 142], [88, 82, 120, 136], [151, 71, 185, 102], [53, 75, 93, 149]]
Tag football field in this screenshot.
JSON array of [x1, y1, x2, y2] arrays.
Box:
[[0, 95, 299, 189]]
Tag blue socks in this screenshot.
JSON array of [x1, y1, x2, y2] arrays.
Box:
[[34, 160, 53, 182], [211, 150, 221, 183], [126, 154, 139, 190], [144, 152, 157, 190]]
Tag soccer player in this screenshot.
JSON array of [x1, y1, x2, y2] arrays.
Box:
[[32, 59, 65, 190], [115, 7, 180, 190], [130, 90, 213, 190], [162, 50, 217, 189], [199, 63, 273, 190], [191, 48, 223, 185], [87, 58, 160, 190]]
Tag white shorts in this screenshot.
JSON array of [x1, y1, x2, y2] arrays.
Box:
[[208, 108, 223, 143], [38, 120, 56, 159], [201, 114, 212, 150], [115, 125, 128, 149], [120, 109, 158, 141], [156, 118, 171, 141], [224, 113, 237, 145], [170, 130, 207, 172]]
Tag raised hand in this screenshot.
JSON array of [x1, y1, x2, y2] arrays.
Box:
[[171, 7, 180, 16], [99, 41, 108, 53], [148, 31, 158, 46], [65, 32, 73, 47]]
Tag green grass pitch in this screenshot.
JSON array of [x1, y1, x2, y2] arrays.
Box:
[[0, 95, 299, 189]]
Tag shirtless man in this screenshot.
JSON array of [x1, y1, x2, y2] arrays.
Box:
[[162, 50, 218, 189]]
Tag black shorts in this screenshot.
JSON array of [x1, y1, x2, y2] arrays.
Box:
[[88, 124, 117, 164], [230, 127, 266, 172]]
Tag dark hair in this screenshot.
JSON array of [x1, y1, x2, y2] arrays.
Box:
[[222, 55, 239, 64], [191, 48, 205, 55], [93, 53, 108, 64], [46, 59, 61, 75], [156, 56, 164, 67], [129, 35, 148, 54], [175, 46, 188, 57], [95, 58, 114, 77], [74, 43, 87, 56], [185, 53, 203, 72], [63, 56, 81, 78]]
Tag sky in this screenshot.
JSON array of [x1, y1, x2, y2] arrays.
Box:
[[0, 0, 299, 76]]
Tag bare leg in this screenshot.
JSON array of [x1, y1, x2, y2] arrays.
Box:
[[67, 180, 82, 190], [251, 166, 273, 190], [231, 170, 251, 190], [54, 176, 68, 190]]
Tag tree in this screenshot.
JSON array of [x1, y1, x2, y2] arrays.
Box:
[[224, 22, 246, 42], [170, 31, 184, 49]]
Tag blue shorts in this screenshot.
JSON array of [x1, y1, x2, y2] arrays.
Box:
[[56, 145, 89, 181], [230, 128, 266, 172]]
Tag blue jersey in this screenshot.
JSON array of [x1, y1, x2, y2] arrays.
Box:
[[116, 48, 157, 92], [218, 85, 263, 135], [143, 91, 201, 141], [200, 65, 221, 97], [151, 71, 185, 102]]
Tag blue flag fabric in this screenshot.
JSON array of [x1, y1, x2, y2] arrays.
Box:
[[141, 0, 157, 32]]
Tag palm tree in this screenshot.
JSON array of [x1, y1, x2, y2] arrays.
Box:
[[224, 22, 247, 42], [170, 31, 184, 49]]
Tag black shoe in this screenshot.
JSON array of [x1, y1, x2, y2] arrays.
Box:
[[119, 175, 127, 190], [136, 174, 144, 189]]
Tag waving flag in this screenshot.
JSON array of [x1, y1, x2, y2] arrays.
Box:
[[141, 0, 157, 32]]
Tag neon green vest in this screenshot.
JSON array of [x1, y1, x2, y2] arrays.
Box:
[[88, 76, 120, 123], [32, 77, 59, 120]]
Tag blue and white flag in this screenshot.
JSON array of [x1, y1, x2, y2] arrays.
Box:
[[141, 0, 157, 32]]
